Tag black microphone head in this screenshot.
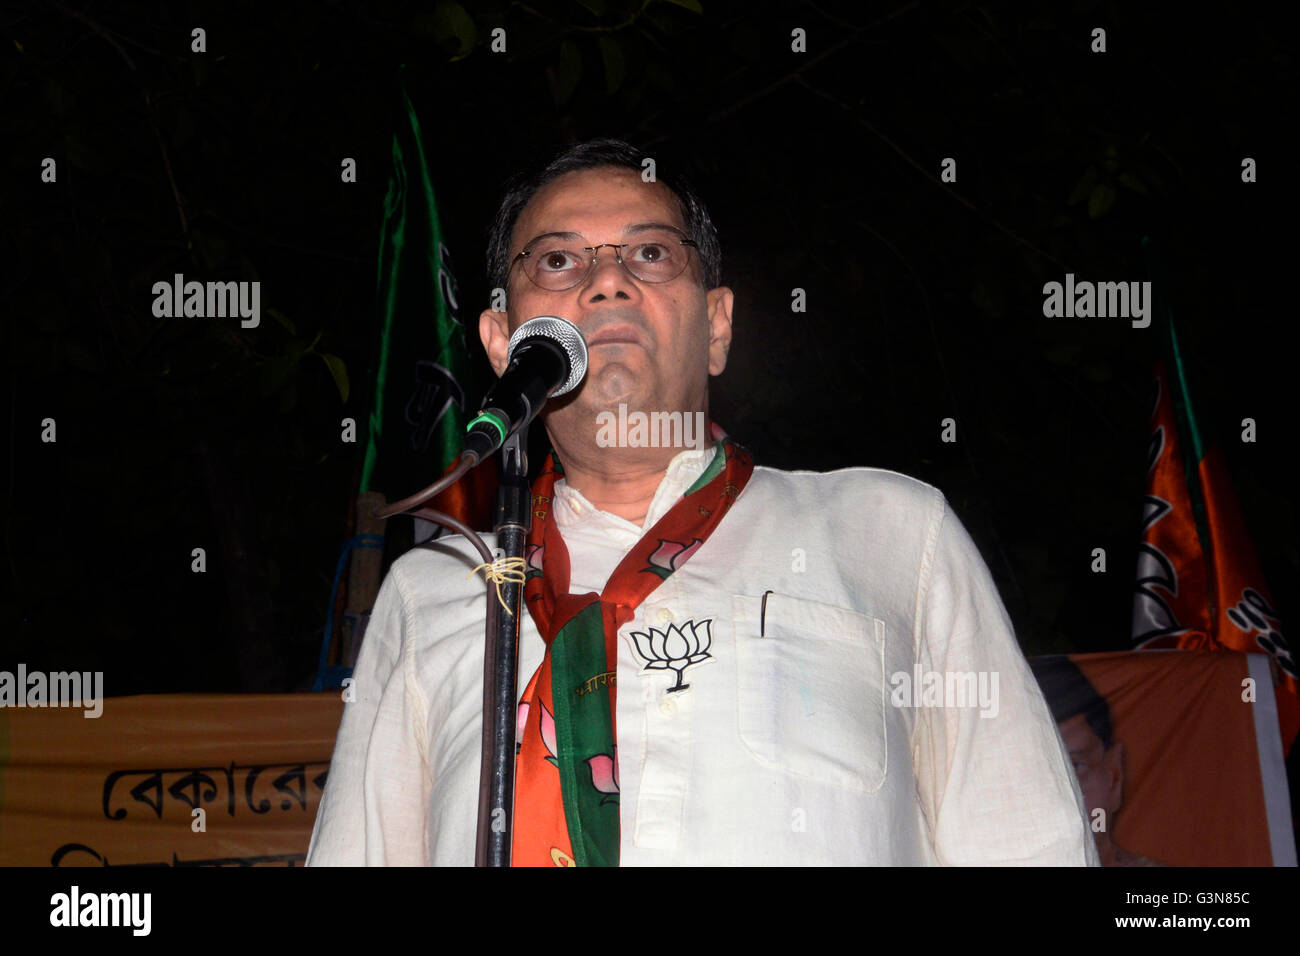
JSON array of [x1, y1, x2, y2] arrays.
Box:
[[506, 316, 588, 397]]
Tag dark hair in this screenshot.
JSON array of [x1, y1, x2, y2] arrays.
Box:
[[484, 137, 722, 294], [1028, 655, 1114, 750]]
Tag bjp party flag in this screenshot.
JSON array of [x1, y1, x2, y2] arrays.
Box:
[[1131, 324, 1298, 755]]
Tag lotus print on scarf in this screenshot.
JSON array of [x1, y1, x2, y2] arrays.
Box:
[[518, 698, 559, 766], [524, 543, 545, 581], [629, 619, 713, 692], [643, 538, 704, 579], [585, 745, 619, 806]]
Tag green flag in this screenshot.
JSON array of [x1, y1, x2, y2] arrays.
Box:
[[362, 75, 490, 521]]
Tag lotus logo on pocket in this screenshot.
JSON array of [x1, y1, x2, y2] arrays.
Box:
[[629, 619, 713, 693]]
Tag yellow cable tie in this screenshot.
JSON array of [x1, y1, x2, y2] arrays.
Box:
[[467, 556, 528, 615]]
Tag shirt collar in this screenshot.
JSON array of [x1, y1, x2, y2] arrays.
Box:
[[552, 443, 719, 537]]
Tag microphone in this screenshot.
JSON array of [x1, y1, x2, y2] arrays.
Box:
[[463, 316, 588, 463]]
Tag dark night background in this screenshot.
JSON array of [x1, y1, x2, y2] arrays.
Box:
[[2, 0, 1294, 714]]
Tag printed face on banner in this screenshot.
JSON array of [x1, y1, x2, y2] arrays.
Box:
[[1059, 712, 1124, 822], [1032, 652, 1288, 867]]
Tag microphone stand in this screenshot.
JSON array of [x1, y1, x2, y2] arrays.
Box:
[[474, 425, 531, 866], [379, 317, 586, 865]]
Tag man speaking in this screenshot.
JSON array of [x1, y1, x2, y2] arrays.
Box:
[[307, 138, 1098, 866]]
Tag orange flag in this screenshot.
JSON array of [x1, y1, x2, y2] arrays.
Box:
[[1132, 341, 1298, 755]]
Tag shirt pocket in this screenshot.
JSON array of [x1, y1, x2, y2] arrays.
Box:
[[732, 592, 888, 793]]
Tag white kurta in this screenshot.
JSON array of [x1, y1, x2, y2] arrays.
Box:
[[307, 445, 1098, 866]]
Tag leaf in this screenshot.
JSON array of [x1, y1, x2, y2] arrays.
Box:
[[433, 1, 477, 57], [318, 352, 350, 403], [555, 40, 582, 105], [598, 36, 625, 95], [1102, 143, 1119, 173], [663, 0, 704, 12], [1087, 182, 1116, 219], [1117, 171, 1148, 196], [267, 307, 297, 335], [191, 229, 232, 271], [1066, 166, 1097, 206]]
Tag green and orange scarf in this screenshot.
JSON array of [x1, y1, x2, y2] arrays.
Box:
[[511, 428, 754, 866]]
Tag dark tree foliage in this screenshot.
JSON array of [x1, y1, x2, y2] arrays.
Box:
[[2, 0, 1293, 699]]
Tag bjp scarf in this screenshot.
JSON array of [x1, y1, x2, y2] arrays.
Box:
[[510, 428, 754, 866]]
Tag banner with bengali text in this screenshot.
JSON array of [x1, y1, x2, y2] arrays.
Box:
[[0, 693, 343, 867], [2, 657, 1293, 867]]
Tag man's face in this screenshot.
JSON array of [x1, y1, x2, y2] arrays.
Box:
[[480, 166, 733, 442], [1059, 713, 1124, 823]]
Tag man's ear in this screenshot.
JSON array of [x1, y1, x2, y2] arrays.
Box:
[[706, 286, 735, 376], [480, 308, 511, 377]]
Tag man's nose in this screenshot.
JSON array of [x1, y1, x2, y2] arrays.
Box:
[[582, 246, 637, 300]]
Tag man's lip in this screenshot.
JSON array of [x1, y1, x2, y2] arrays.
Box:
[[586, 325, 643, 347]]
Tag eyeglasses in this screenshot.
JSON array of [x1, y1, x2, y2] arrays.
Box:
[[511, 227, 699, 292]]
